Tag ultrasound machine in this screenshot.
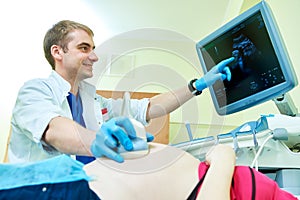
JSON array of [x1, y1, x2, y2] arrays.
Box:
[[173, 1, 300, 197]]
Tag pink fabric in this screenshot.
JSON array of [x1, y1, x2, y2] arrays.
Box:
[[197, 162, 297, 200]]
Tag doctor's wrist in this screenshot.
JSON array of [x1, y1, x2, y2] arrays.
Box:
[[188, 79, 202, 96]]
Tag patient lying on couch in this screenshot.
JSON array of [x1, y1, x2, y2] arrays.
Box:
[[84, 143, 297, 200], [0, 143, 297, 200]]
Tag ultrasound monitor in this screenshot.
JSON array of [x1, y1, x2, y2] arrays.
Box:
[[196, 1, 298, 115]]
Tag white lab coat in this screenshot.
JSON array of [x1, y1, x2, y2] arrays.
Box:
[[8, 70, 149, 163]]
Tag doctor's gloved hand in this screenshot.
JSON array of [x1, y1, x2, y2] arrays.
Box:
[[195, 57, 234, 92], [90, 117, 136, 163], [146, 132, 154, 142]]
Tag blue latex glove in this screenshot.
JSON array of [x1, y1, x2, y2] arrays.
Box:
[[90, 117, 154, 163], [91, 117, 136, 163], [195, 57, 234, 91], [146, 132, 154, 142]]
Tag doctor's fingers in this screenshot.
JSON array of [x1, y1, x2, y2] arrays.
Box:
[[222, 66, 231, 81], [216, 57, 234, 71], [115, 116, 137, 138], [108, 126, 134, 151], [92, 143, 124, 163]]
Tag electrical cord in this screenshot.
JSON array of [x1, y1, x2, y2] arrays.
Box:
[[251, 134, 273, 170], [251, 147, 258, 170], [250, 128, 288, 170]]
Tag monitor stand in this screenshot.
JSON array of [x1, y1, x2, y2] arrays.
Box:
[[273, 93, 298, 116]]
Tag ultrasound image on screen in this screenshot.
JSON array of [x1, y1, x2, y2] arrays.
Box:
[[200, 11, 285, 108]]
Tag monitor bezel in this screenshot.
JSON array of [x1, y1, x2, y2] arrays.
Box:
[[196, 1, 298, 115]]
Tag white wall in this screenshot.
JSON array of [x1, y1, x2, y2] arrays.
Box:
[[0, 0, 111, 161]]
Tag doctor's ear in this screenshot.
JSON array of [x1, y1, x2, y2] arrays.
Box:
[[51, 45, 63, 61]]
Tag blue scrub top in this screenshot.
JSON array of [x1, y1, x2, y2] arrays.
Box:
[[67, 92, 95, 164]]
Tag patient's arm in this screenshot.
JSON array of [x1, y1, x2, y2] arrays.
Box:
[[84, 143, 200, 200], [197, 144, 236, 200]]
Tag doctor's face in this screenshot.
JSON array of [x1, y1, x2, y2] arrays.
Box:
[[62, 29, 99, 81]]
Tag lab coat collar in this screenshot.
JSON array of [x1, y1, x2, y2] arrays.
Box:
[[79, 80, 96, 97], [49, 70, 96, 102], [49, 70, 71, 101]]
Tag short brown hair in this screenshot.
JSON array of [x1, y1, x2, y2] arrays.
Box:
[[43, 20, 94, 70]]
